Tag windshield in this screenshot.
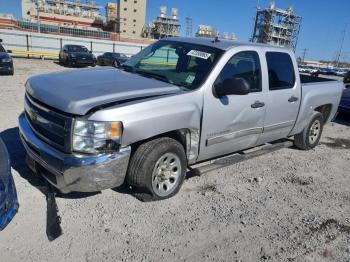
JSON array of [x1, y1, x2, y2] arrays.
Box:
[[113, 53, 127, 58], [0, 44, 5, 53], [122, 40, 223, 90], [67, 45, 88, 53]]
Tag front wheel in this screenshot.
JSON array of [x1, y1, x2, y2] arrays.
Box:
[[294, 112, 324, 150], [126, 137, 187, 201]]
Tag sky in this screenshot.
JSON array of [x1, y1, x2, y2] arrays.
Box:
[[0, 0, 349, 62]]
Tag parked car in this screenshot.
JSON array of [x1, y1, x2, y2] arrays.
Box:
[[59, 45, 96, 67], [298, 66, 319, 76], [19, 38, 343, 201], [0, 137, 18, 230], [298, 66, 308, 73], [339, 87, 350, 114], [320, 68, 337, 76], [97, 52, 128, 67], [0, 39, 14, 75], [343, 71, 350, 84], [335, 69, 348, 77]]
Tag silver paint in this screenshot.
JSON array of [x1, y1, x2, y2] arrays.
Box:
[[19, 37, 344, 193]]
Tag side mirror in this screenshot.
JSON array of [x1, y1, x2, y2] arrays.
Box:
[[89, 51, 92, 54], [213, 77, 250, 98], [7, 50, 12, 53], [0, 39, 2, 43]]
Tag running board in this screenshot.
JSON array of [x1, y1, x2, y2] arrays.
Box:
[[189, 140, 293, 175]]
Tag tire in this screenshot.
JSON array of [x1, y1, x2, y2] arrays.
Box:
[[126, 137, 187, 202], [294, 112, 324, 150], [9, 68, 14, 75]]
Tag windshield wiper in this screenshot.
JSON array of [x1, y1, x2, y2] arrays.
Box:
[[120, 64, 135, 72], [135, 70, 173, 84]]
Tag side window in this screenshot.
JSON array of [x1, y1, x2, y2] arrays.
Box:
[[266, 52, 295, 90], [215, 51, 262, 92]]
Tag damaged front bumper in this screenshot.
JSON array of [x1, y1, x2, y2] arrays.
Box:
[[18, 113, 131, 193]]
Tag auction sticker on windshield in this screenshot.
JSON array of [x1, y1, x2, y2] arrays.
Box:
[[187, 50, 211, 60]]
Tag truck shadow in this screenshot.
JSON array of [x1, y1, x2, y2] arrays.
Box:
[[0, 127, 100, 199]]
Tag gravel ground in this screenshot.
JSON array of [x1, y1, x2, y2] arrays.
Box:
[[0, 59, 350, 262]]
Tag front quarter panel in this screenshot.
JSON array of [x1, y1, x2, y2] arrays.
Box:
[[88, 90, 203, 153]]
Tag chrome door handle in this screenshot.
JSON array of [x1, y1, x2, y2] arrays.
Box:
[[288, 96, 299, 102], [251, 101, 265, 108]]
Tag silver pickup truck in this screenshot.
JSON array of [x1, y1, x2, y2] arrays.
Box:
[[19, 37, 343, 201]]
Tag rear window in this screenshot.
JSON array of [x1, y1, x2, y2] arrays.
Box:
[[266, 52, 295, 90], [67, 45, 89, 53]]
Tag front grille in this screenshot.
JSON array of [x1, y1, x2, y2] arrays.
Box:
[[24, 94, 73, 153], [77, 58, 93, 64]]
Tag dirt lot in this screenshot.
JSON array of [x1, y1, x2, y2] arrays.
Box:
[[0, 58, 349, 262]]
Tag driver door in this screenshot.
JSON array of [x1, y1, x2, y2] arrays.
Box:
[[198, 50, 267, 161]]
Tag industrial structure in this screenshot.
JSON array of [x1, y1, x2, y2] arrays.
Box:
[[195, 25, 217, 38], [105, 0, 147, 38], [143, 6, 180, 39], [195, 25, 237, 40], [250, 2, 302, 49], [21, 0, 147, 39], [186, 17, 193, 37], [21, 0, 103, 28]]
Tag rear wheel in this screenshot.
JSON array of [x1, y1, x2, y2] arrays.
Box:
[[294, 112, 324, 150], [126, 137, 187, 201]]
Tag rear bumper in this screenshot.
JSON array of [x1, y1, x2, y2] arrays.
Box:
[[0, 174, 18, 231], [18, 112, 131, 193], [0, 138, 18, 231]]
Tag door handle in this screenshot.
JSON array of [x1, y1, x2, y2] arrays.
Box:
[[251, 101, 265, 108], [288, 96, 299, 103]]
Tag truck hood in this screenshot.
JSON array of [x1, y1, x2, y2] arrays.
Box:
[[26, 67, 182, 115]]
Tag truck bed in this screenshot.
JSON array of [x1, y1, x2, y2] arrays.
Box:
[[300, 74, 338, 84]]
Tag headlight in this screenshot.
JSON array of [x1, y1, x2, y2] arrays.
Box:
[[1, 57, 12, 63], [70, 54, 76, 58], [72, 120, 122, 154]]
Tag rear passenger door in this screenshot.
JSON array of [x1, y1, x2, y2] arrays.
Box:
[[258, 51, 301, 144]]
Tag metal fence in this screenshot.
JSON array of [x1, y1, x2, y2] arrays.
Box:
[[17, 21, 111, 40], [0, 29, 146, 58]]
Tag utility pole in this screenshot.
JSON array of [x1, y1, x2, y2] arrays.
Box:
[[36, 0, 41, 33], [302, 48, 308, 62], [335, 25, 347, 67]]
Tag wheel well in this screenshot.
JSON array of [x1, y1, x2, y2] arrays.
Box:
[[130, 130, 188, 157], [314, 104, 332, 122]]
